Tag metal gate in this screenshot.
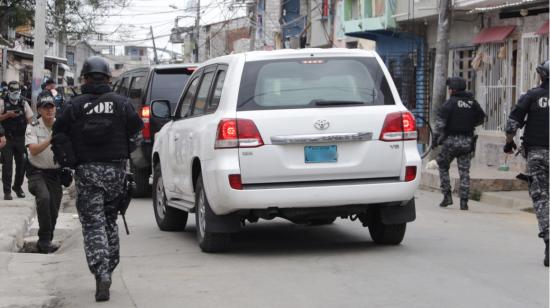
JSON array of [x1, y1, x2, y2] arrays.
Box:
[[520, 33, 548, 94], [478, 41, 515, 131]]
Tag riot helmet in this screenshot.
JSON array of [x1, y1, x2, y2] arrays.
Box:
[[446, 77, 467, 91], [536, 60, 549, 80], [7, 81, 21, 102], [81, 56, 112, 78]]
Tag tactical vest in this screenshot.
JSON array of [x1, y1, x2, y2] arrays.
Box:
[[69, 92, 130, 164], [523, 86, 549, 148], [445, 93, 482, 135], [2, 100, 27, 137]]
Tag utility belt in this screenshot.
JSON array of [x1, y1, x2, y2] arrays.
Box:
[[26, 161, 61, 178]]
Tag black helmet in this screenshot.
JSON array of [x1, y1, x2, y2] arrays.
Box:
[[81, 56, 111, 78], [446, 77, 466, 91], [536, 60, 549, 80]]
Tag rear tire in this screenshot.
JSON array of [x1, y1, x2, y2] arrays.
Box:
[[366, 210, 406, 245], [132, 163, 152, 198], [153, 164, 188, 231], [195, 174, 231, 253]]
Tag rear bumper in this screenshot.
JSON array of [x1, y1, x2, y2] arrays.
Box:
[[203, 157, 420, 215], [202, 140, 421, 215]]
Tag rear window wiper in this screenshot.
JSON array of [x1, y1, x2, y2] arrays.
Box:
[[311, 99, 367, 106]]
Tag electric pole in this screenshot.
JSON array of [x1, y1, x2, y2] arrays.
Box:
[[248, 0, 256, 51], [430, 0, 452, 128], [31, 0, 47, 109], [194, 0, 200, 63], [150, 26, 159, 64]]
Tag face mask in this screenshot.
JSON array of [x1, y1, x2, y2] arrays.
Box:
[[8, 91, 21, 102]]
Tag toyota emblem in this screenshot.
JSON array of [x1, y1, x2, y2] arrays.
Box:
[[314, 120, 330, 130]]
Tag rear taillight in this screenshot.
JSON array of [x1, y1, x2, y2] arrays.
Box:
[[379, 111, 417, 141], [405, 166, 417, 182], [215, 119, 264, 149], [228, 174, 243, 190], [141, 105, 151, 141]]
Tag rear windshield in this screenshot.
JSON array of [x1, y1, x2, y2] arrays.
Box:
[[150, 68, 194, 108], [237, 57, 395, 111]]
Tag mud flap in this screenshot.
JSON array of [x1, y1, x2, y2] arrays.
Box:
[[379, 198, 416, 225], [205, 206, 242, 233]]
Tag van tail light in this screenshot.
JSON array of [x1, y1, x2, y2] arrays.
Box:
[[379, 111, 417, 141], [228, 174, 243, 190], [215, 119, 264, 149], [405, 166, 417, 182], [141, 105, 151, 141]]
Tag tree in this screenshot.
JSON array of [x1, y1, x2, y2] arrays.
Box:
[[0, 0, 129, 44], [0, 0, 34, 40], [47, 0, 130, 40]]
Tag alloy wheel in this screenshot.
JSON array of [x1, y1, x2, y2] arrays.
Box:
[[156, 176, 166, 220], [197, 189, 206, 240]]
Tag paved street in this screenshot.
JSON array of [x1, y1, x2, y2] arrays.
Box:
[[5, 190, 538, 308]]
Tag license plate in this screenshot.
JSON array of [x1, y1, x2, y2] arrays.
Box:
[[304, 145, 337, 163]]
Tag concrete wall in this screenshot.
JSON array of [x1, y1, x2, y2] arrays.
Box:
[[71, 42, 97, 81], [198, 17, 251, 62], [263, 0, 282, 48]]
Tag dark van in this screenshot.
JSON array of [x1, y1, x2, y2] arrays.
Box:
[[113, 64, 197, 196]]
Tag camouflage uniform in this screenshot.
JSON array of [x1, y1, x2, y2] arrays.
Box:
[[506, 118, 549, 241], [75, 162, 125, 278], [436, 134, 474, 199]]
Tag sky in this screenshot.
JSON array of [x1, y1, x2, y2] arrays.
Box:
[[95, 0, 246, 61]]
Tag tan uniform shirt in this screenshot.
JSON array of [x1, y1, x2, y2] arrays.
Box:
[[25, 118, 59, 169]]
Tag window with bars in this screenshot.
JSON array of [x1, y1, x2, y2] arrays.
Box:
[[451, 47, 476, 95]]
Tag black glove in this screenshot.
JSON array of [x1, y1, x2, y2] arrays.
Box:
[[503, 141, 517, 154]]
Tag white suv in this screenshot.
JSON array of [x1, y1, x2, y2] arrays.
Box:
[[151, 48, 421, 252]]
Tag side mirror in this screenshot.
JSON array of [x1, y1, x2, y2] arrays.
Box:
[[151, 100, 171, 119]]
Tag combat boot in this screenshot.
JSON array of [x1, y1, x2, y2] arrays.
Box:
[[544, 240, 548, 267], [439, 193, 453, 207], [36, 241, 58, 254], [460, 199, 469, 211], [95, 274, 112, 302]]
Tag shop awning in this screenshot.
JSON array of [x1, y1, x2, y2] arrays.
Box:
[[536, 21, 549, 35], [472, 26, 516, 44]]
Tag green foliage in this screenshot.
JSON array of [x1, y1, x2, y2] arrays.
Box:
[[0, 0, 35, 29]]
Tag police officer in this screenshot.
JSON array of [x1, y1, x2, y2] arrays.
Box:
[[26, 92, 62, 254], [52, 56, 143, 302], [0, 81, 34, 200], [42, 78, 65, 114], [504, 60, 549, 267], [433, 77, 486, 210]]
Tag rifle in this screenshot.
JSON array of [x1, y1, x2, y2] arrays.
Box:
[[119, 166, 135, 235]]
